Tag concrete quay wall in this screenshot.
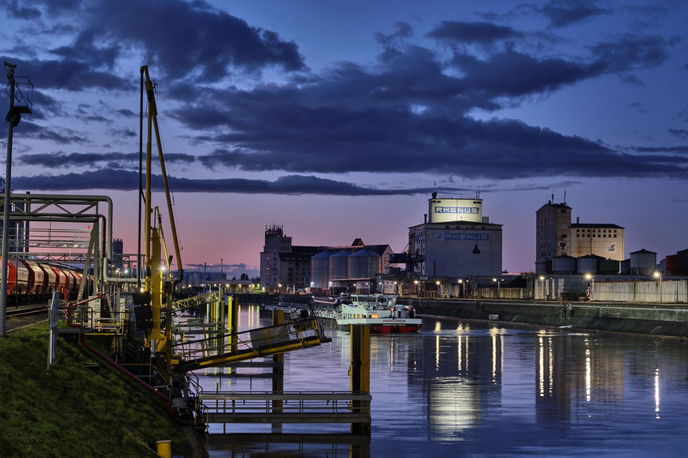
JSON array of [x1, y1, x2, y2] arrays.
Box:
[[399, 298, 688, 338]]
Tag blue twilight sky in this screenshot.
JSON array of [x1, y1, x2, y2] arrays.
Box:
[[0, 0, 686, 276]]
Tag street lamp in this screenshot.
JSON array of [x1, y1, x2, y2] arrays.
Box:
[[584, 273, 594, 301], [413, 279, 420, 296], [492, 277, 503, 298], [538, 275, 546, 300], [653, 271, 662, 303], [458, 279, 464, 298]]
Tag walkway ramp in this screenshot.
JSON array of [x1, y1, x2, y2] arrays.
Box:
[[199, 391, 371, 425], [172, 318, 330, 373]]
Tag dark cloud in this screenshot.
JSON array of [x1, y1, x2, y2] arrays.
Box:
[[668, 129, 688, 140], [535, 0, 609, 28], [28, 89, 63, 120], [108, 128, 137, 138], [116, 108, 136, 118], [49, 30, 120, 69], [52, 0, 305, 82], [1, 0, 41, 19], [629, 102, 648, 114], [0, 56, 129, 90], [427, 21, 523, 44], [17, 151, 196, 168], [165, 30, 683, 180], [590, 35, 678, 73], [632, 145, 688, 154], [374, 22, 413, 47], [11, 169, 428, 195], [15, 121, 87, 144], [11, 169, 591, 196], [451, 49, 605, 97]]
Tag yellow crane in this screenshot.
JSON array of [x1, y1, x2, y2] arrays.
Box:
[[140, 65, 183, 357]]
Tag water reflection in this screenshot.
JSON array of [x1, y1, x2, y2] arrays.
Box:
[[206, 306, 688, 457]]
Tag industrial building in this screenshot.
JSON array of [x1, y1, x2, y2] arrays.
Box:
[[536, 200, 625, 273], [408, 193, 502, 278], [260, 225, 393, 292], [535, 201, 572, 273], [259, 225, 320, 290], [310, 238, 393, 291], [570, 222, 624, 261]]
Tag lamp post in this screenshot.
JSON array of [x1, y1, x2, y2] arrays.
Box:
[[653, 271, 662, 303], [584, 273, 594, 301], [413, 279, 420, 296], [492, 277, 503, 299], [458, 278, 464, 298], [435, 280, 441, 297], [538, 275, 546, 300]]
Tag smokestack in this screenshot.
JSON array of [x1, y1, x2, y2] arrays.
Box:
[[424, 214, 427, 224], [577, 217, 580, 224]]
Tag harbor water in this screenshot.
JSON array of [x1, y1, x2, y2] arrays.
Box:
[[205, 305, 688, 457]]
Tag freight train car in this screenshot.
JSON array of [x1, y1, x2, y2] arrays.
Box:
[[0, 257, 89, 304]]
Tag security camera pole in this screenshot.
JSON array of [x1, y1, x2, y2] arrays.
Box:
[[0, 62, 30, 336]]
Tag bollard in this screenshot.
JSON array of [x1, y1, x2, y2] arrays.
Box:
[[155, 440, 171, 458]]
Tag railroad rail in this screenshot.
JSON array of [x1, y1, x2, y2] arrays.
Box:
[[6, 304, 49, 317]]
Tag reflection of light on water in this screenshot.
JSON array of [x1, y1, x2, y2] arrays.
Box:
[[655, 368, 661, 419], [538, 336, 544, 397], [548, 337, 553, 395], [435, 335, 440, 371], [585, 338, 591, 402], [389, 339, 394, 371], [434, 321, 442, 332], [491, 328, 497, 381], [429, 378, 479, 440], [458, 334, 462, 371]]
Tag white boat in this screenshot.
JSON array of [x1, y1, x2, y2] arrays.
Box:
[[336, 294, 422, 333]]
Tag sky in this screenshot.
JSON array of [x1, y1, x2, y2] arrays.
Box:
[[0, 0, 686, 277]]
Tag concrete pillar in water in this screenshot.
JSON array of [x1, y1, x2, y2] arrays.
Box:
[[350, 324, 371, 435], [272, 309, 285, 433], [227, 295, 238, 375]]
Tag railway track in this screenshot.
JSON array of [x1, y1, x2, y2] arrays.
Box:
[[7, 305, 49, 317], [5, 304, 51, 332]]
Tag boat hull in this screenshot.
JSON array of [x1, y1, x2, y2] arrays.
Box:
[[336, 317, 423, 333]]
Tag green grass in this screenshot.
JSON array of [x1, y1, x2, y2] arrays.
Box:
[[0, 326, 204, 457]]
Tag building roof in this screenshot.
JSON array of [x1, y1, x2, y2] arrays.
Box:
[[538, 201, 571, 210], [410, 220, 502, 229], [630, 249, 656, 254], [570, 223, 624, 229]]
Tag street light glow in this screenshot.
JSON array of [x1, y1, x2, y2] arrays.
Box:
[[584, 273, 593, 280]]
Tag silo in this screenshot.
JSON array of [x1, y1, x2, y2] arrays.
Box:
[[577, 255, 600, 274], [329, 249, 351, 280], [552, 255, 576, 274], [310, 250, 331, 288], [630, 249, 657, 275], [348, 248, 381, 278], [599, 259, 620, 275]]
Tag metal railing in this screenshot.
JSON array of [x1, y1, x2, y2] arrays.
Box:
[[68, 304, 129, 335], [199, 391, 371, 423], [172, 318, 328, 363]]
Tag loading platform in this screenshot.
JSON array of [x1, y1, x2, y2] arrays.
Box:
[[172, 317, 331, 373], [199, 391, 371, 425]]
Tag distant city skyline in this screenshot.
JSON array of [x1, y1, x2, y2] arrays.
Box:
[[1, 0, 686, 273]]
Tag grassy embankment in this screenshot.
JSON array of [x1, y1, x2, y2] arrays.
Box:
[[0, 325, 204, 457]]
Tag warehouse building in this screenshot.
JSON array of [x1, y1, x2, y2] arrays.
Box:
[[408, 193, 502, 278], [536, 199, 625, 273]]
